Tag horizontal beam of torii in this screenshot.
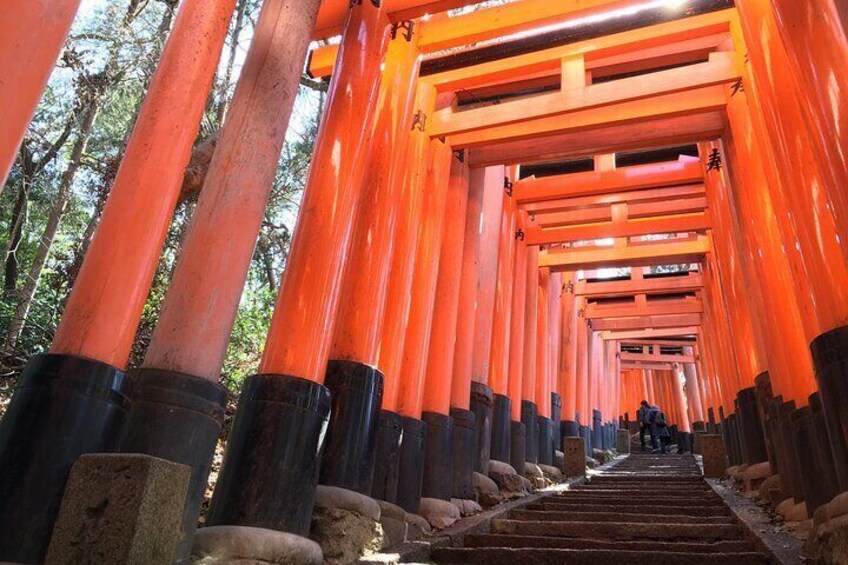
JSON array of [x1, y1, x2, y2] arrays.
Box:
[[619, 352, 695, 364], [591, 313, 701, 331], [621, 362, 678, 371], [602, 326, 700, 340], [540, 234, 710, 271], [575, 273, 704, 297], [585, 297, 703, 319], [310, 0, 652, 68]]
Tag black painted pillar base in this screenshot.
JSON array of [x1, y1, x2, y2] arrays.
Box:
[[692, 421, 706, 432], [754, 372, 778, 474], [810, 325, 848, 492], [580, 425, 592, 457], [120, 368, 227, 564], [791, 405, 837, 515], [207, 374, 331, 537], [737, 387, 768, 465], [470, 382, 493, 474], [768, 397, 793, 500], [0, 353, 133, 564], [551, 393, 562, 455], [450, 407, 476, 500], [561, 420, 579, 441], [396, 416, 426, 514], [491, 394, 511, 463], [592, 409, 603, 451], [510, 421, 526, 476], [422, 411, 453, 501], [521, 401, 539, 463], [708, 407, 718, 434], [320, 360, 383, 494], [810, 392, 840, 503], [371, 410, 403, 503], [537, 416, 554, 465], [778, 399, 805, 504]]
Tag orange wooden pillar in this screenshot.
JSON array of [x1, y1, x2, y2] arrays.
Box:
[[324, 24, 421, 503], [466, 166, 506, 473], [683, 346, 705, 428], [560, 275, 580, 437], [533, 267, 550, 464], [671, 368, 691, 433], [421, 152, 473, 500], [0, 0, 83, 188], [207, 1, 391, 534], [548, 270, 563, 453], [0, 1, 237, 559], [735, 2, 848, 497], [377, 85, 436, 513], [507, 213, 528, 472], [115, 0, 321, 556], [397, 136, 454, 504], [489, 176, 517, 464], [521, 245, 540, 463], [452, 166, 485, 473], [589, 330, 604, 450], [574, 299, 590, 429], [538, 269, 561, 464]]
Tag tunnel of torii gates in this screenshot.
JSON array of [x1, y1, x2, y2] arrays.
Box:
[[2, 0, 848, 561]]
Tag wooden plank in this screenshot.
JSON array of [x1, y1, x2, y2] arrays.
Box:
[[525, 213, 711, 245], [591, 313, 701, 331], [535, 196, 708, 227], [603, 326, 701, 340], [540, 235, 710, 271], [621, 362, 677, 370], [450, 86, 727, 148], [575, 273, 704, 297], [516, 160, 703, 204], [313, 0, 479, 39], [620, 339, 698, 347], [525, 185, 707, 215], [619, 352, 696, 363], [469, 112, 724, 167], [431, 52, 738, 138], [586, 299, 704, 319]]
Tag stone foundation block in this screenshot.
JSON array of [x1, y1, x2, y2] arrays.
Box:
[[616, 429, 631, 454], [45, 453, 190, 565], [191, 526, 322, 565], [563, 437, 586, 478], [742, 461, 772, 497], [405, 513, 431, 541], [538, 464, 563, 483], [310, 486, 386, 564], [451, 498, 482, 517], [701, 434, 727, 478], [377, 500, 407, 548], [489, 460, 526, 497], [419, 498, 460, 530], [472, 471, 502, 508]]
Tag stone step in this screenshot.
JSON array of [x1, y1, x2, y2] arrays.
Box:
[[527, 502, 730, 517], [432, 547, 770, 564], [491, 519, 746, 541], [508, 510, 736, 525], [565, 488, 716, 497], [462, 534, 758, 553], [543, 496, 725, 507]]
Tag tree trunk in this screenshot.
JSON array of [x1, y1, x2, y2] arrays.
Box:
[[1, 100, 101, 358]]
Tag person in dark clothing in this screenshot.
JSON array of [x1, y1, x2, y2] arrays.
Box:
[[637, 400, 652, 452], [653, 408, 671, 454]]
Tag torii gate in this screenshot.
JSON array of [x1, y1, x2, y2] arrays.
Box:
[[1, 0, 848, 562]]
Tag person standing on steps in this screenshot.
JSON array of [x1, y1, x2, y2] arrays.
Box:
[[652, 407, 671, 454], [637, 400, 653, 452]]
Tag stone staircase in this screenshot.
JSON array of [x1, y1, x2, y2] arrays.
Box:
[[432, 454, 776, 564]]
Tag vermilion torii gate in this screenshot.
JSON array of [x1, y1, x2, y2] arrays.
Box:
[[1, 0, 848, 562]]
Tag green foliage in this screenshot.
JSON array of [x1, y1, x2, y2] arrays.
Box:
[[0, 0, 322, 396]]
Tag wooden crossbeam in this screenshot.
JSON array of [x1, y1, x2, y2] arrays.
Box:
[[619, 352, 695, 364], [621, 362, 677, 370], [540, 235, 710, 271], [602, 326, 700, 340], [516, 160, 703, 203], [585, 298, 703, 320], [450, 86, 727, 148], [469, 112, 724, 167], [431, 52, 738, 139], [313, 0, 481, 39], [535, 196, 708, 228], [525, 213, 710, 245], [421, 10, 733, 92], [526, 185, 707, 215], [591, 313, 701, 331], [308, 0, 698, 75], [575, 273, 704, 297], [620, 339, 698, 348]]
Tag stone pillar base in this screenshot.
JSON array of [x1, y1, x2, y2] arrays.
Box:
[[46, 454, 189, 565], [563, 437, 586, 478], [701, 434, 727, 478], [616, 429, 631, 454], [192, 526, 322, 565]]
